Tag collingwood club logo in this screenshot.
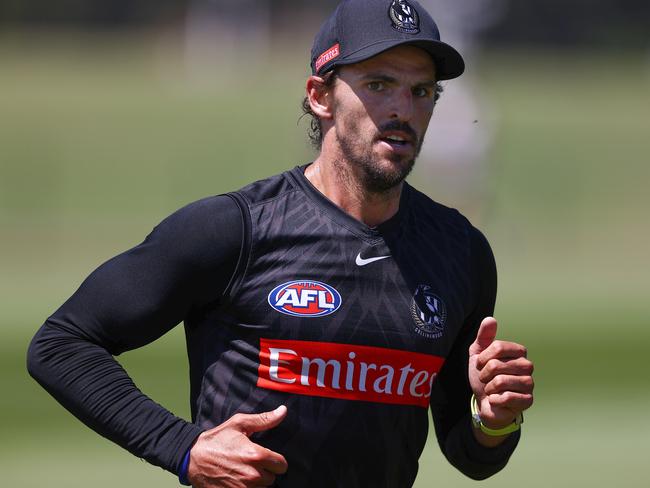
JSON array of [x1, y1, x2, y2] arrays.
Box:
[[389, 0, 420, 34], [411, 285, 446, 339]]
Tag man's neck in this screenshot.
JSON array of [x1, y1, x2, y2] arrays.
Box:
[[304, 156, 402, 228]]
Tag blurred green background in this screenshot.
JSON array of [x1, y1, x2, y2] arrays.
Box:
[[2, 2, 650, 487]]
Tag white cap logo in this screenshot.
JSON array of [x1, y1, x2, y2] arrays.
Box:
[[389, 0, 420, 34]]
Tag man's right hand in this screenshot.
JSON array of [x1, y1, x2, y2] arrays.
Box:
[[187, 405, 289, 487]]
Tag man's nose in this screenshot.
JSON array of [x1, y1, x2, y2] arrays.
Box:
[[389, 88, 414, 121]]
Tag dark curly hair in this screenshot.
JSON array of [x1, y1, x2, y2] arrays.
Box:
[[301, 70, 444, 150], [301, 69, 340, 150]]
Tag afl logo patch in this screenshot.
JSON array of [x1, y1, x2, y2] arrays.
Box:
[[411, 285, 446, 339], [389, 0, 420, 34], [268, 280, 342, 317]]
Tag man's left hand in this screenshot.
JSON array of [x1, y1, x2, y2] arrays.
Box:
[[468, 317, 534, 446]]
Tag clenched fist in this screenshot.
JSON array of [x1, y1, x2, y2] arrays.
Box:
[[468, 317, 534, 446]]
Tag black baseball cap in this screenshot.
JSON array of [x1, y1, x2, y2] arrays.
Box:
[[311, 0, 464, 80]]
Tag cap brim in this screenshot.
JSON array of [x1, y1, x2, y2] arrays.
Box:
[[331, 39, 465, 81]]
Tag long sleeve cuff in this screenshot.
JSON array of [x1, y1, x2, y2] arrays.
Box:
[[444, 414, 521, 480], [178, 446, 193, 486]]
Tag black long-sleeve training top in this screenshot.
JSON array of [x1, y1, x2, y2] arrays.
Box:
[[28, 165, 520, 487]]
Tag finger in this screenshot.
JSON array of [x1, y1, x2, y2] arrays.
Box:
[[483, 374, 534, 396], [468, 317, 498, 356], [238, 466, 275, 488], [257, 448, 288, 475], [487, 391, 534, 411], [231, 405, 288, 435], [476, 340, 528, 370], [254, 468, 277, 487], [479, 357, 534, 383]]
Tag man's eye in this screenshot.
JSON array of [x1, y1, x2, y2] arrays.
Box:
[[367, 81, 384, 91], [413, 86, 431, 98]]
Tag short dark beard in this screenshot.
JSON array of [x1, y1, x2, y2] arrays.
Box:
[[336, 121, 423, 194]]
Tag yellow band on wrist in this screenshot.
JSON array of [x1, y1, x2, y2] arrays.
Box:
[[470, 394, 523, 436]]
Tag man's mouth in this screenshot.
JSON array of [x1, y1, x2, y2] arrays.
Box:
[[378, 131, 415, 149], [383, 135, 408, 146]]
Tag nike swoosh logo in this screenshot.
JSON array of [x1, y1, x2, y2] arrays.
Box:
[[355, 253, 391, 266]]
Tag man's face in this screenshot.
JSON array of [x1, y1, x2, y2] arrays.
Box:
[[328, 45, 437, 193]]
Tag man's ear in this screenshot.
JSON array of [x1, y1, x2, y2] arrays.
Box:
[[306, 75, 334, 120]]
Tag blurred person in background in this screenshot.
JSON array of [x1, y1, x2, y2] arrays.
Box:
[[27, 1, 533, 487], [417, 0, 508, 217]]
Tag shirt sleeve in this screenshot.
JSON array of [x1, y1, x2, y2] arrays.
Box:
[[26, 194, 243, 475], [429, 225, 520, 480]]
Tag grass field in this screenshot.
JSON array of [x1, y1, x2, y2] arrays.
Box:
[[1, 33, 649, 486]]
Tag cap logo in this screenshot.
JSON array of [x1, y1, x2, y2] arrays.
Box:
[[389, 0, 420, 34], [314, 43, 340, 73]]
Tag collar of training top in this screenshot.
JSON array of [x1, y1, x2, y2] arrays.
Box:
[[310, 0, 465, 80]]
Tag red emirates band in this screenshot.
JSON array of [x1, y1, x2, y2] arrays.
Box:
[[258, 338, 445, 408], [314, 43, 340, 72]]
